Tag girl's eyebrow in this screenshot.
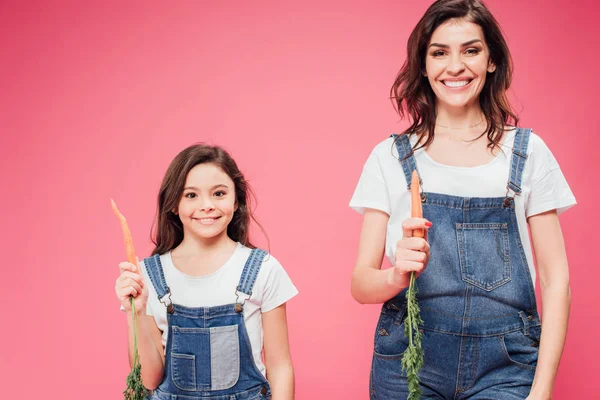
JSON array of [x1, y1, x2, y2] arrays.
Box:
[[429, 39, 483, 48], [183, 184, 229, 191]]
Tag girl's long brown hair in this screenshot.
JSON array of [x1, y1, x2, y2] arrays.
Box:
[[151, 144, 264, 256], [391, 0, 518, 151]]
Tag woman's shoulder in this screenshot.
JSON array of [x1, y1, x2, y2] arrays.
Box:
[[499, 127, 547, 156]]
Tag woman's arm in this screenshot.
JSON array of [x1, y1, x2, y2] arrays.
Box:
[[527, 210, 571, 399], [351, 208, 430, 304], [262, 303, 294, 399]]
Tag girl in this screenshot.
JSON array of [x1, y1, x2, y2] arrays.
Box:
[[350, 1, 575, 399], [115, 144, 297, 399]]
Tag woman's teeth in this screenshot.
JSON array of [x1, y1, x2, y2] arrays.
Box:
[[443, 80, 470, 87]]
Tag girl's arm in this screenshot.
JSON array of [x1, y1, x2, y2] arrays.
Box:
[[527, 210, 571, 399], [351, 208, 430, 304], [117, 261, 165, 390], [126, 313, 165, 390], [262, 303, 294, 399]]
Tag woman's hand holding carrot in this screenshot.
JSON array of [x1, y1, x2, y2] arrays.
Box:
[[389, 218, 432, 289]]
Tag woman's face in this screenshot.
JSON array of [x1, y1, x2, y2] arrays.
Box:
[[424, 18, 496, 112]]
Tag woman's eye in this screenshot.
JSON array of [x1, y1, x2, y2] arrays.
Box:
[[432, 50, 445, 57], [465, 48, 480, 55]]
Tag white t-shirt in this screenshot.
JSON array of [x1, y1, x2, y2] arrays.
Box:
[[139, 243, 298, 377], [349, 129, 576, 284]]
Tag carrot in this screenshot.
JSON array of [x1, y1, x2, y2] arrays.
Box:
[[111, 199, 147, 400], [111, 199, 137, 265], [401, 170, 425, 400], [410, 170, 424, 238]]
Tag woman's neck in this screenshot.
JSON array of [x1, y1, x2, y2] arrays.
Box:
[[435, 103, 485, 132]]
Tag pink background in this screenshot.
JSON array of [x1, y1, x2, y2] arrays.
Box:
[[2, 1, 598, 398]]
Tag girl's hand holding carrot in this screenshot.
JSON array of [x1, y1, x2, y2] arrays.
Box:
[[115, 260, 149, 314]]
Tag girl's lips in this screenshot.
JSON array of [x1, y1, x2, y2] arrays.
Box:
[[194, 216, 221, 225]]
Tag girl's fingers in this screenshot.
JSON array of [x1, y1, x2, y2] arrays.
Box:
[[117, 285, 140, 300], [119, 271, 144, 287], [125, 278, 143, 294], [116, 277, 142, 297], [118, 261, 137, 273]]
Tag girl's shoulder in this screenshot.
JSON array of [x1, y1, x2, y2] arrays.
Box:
[[370, 135, 399, 158], [236, 244, 284, 274]]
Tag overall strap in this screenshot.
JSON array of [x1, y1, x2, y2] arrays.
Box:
[[506, 127, 532, 198], [236, 248, 268, 296], [392, 133, 422, 190], [143, 254, 174, 313]]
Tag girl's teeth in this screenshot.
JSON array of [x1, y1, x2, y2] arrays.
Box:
[[444, 80, 469, 87]]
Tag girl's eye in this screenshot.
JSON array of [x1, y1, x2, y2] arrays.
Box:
[[185, 192, 197, 199], [214, 190, 226, 197]]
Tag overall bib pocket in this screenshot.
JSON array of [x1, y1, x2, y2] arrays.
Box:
[[456, 223, 511, 291], [171, 325, 240, 391]]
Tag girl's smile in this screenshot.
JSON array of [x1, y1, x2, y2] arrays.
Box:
[[177, 163, 237, 242]]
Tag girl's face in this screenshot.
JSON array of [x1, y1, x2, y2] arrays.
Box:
[[176, 163, 237, 243], [424, 19, 496, 111]]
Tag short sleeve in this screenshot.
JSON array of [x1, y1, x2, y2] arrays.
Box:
[[526, 135, 577, 217], [349, 150, 391, 215], [259, 255, 298, 313]]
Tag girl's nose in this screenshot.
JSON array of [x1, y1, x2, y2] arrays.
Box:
[[199, 197, 215, 211]]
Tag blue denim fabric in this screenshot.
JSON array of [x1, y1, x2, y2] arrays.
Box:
[[370, 129, 541, 399], [144, 249, 271, 400]]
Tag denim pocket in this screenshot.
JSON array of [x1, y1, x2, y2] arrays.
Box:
[[171, 325, 240, 391], [499, 326, 541, 371], [373, 303, 408, 358], [456, 223, 511, 291], [209, 325, 240, 390], [171, 353, 196, 390]]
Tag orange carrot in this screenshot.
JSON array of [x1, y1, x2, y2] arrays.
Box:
[[111, 199, 146, 400], [402, 169, 425, 399], [410, 170, 424, 238], [111, 199, 137, 265]]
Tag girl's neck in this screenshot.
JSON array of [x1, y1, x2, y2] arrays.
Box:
[[170, 232, 238, 277], [175, 231, 237, 258]]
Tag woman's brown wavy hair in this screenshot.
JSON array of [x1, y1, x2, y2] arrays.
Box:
[[390, 0, 518, 151]]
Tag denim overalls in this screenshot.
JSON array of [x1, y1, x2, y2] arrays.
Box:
[[371, 128, 541, 399], [144, 248, 271, 400]]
